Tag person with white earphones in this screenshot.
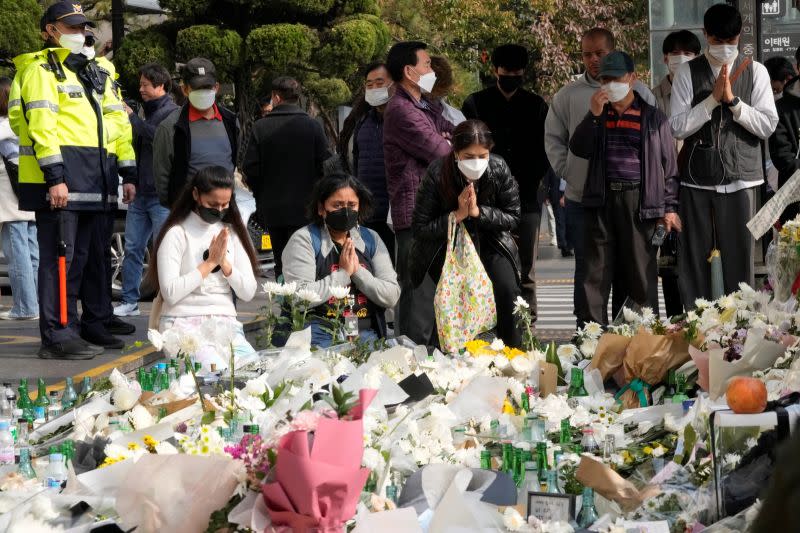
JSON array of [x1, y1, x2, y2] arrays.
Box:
[[411, 120, 522, 347], [670, 3, 778, 308], [569, 51, 681, 325]]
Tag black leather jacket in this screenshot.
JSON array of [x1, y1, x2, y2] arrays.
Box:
[[409, 154, 522, 287]]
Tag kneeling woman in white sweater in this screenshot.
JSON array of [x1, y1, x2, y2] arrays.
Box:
[[148, 166, 259, 369]]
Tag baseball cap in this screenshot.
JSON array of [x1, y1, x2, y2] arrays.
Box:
[[41, 1, 95, 31], [598, 51, 635, 78], [181, 58, 217, 89]]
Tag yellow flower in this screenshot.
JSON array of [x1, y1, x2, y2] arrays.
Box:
[[643, 446, 653, 455], [502, 399, 515, 414], [143, 435, 159, 448], [465, 339, 493, 356], [502, 347, 525, 359], [200, 426, 210, 434], [127, 442, 140, 451]]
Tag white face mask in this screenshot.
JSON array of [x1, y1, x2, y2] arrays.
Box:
[[601, 81, 631, 103], [58, 32, 87, 54], [667, 54, 694, 76], [365, 86, 391, 107], [411, 68, 437, 94], [81, 46, 96, 60], [188, 89, 216, 111], [708, 44, 738, 64], [457, 158, 489, 182]]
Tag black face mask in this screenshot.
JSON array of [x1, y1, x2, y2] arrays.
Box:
[[498, 75, 524, 94], [197, 206, 228, 224], [325, 207, 359, 232]]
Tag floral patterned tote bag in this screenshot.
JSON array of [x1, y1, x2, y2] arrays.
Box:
[[434, 213, 497, 353]]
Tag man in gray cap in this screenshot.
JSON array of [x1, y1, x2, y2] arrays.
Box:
[[153, 57, 239, 207], [568, 51, 681, 324]]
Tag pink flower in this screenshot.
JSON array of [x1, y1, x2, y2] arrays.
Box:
[[291, 410, 322, 432]]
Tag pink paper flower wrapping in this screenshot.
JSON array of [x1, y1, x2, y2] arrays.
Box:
[[262, 389, 377, 533]]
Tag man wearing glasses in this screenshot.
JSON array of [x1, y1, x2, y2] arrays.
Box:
[[545, 27, 655, 327]]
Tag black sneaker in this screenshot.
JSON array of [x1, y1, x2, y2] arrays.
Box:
[[39, 339, 103, 360], [560, 248, 574, 257], [105, 316, 136, 335], [81, 329, 125, 349]]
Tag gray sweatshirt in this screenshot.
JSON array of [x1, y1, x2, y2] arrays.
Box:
[[282, 225, 401, 309], [545, 73, 656, 202]]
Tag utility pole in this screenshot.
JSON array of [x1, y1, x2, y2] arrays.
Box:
[[112, 0, 125, 55]]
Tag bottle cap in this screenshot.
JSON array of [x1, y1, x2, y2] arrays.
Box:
[[50, 452, 64, 462], [49, 391, 59, 397], [582, 428, 593, 434]]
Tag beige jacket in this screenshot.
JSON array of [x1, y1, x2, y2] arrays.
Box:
[[653, 76, 683, 155]]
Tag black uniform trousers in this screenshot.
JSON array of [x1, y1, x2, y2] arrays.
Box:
[[36, 209, 112, 346], [583, 185, 659, 325]]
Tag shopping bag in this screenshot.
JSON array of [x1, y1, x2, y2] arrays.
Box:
[[434, 213, 496, 353]]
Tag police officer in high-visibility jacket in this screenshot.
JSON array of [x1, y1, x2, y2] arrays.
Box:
[[9, 1, 132, 359], [74, 48, 139, 351]]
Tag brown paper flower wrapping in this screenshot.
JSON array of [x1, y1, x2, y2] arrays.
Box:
[[589, 333, 633, 381], [575, 455, 660, 513], [138, 390, 217, 418], [618, 329, 690, 409]]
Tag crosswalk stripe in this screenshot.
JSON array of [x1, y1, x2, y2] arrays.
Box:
[[534, 283, 667, 331]]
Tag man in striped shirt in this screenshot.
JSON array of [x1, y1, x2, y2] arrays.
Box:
[[569, 51, 681, 324]]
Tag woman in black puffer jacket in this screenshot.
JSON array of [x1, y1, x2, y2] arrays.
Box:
[[410, 119, 523, 347]]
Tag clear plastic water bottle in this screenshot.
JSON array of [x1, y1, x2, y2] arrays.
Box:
[[48, 391, 62, 421], [45, 453, 67, 489], [0, 420, 14, 465]]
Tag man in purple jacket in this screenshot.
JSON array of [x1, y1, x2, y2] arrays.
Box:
[[569, 52, 681, 325], [383, 41, 454, 345]]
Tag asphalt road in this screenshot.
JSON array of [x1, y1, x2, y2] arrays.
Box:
[[0, 240, 578, 387]]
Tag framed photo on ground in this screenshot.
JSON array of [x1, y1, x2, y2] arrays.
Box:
[[526, 491, 576, 522]]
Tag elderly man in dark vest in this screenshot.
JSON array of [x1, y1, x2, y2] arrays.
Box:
[[670, 3, 778, 306]]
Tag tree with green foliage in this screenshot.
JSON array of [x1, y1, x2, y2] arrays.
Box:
[[114, 0, 390, 156], [0, 0, 44, 67], [380, 0, 649, 99]]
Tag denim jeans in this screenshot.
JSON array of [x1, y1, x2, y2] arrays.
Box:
[[121, 194, 169, 304], [1, 221, 39, 317]]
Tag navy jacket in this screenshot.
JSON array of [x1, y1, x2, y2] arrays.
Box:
[[353, 109, 389, 223], [129, 94, 178, 196], [569, 94, 679, 220]]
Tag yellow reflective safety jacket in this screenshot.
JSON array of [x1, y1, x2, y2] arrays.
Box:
[[9, 47, 130, 211], [97, 57, 137, 186]]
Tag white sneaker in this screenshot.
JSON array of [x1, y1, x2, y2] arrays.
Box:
[[550, 237, 558, 246], [0, 310, 38, 320], [114, 302, 140, 317]]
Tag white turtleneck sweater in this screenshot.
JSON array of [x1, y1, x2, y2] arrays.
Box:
[[157, 211, 257, 318], [669, 49, 778, 193]]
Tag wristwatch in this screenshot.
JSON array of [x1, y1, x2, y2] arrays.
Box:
[[724, 96, 741, 107]]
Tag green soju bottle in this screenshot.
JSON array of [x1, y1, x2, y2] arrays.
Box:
[[33, 379, 50, 411], [577, 487, 599, 527], [567, 368, 589, 398], [61, 377, 78, 410]]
